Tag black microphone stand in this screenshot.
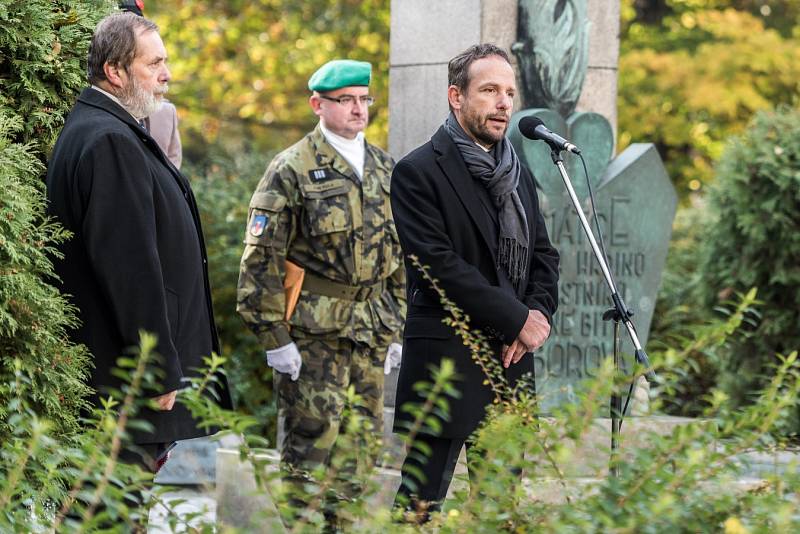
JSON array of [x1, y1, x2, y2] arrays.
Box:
[[547, 146, 657, 477]]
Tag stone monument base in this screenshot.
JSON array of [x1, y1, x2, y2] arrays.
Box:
[[214, 415, 707, 523], [215, 448, 285, 533], [155, 433, 240, 485]]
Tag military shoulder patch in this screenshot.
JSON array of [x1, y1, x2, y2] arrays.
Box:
[[308, 168, 332, 182], [250, 213, 268, 237]]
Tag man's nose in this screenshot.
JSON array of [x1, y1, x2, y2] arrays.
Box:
[[498, 93, 512, 110], [351, 101, 365, 114], [161, 64, 171, 83]]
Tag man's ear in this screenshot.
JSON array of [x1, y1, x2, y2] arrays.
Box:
[[309, 94, 323, 117], [103, 62, 126, 89], [447, 85, 463, 111]]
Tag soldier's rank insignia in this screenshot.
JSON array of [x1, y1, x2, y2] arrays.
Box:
[[250, 214, 268, 237], [308, 168, 331, 182]]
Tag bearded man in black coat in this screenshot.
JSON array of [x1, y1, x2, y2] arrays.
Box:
[[390, 44, 560, 514], [46, 13, 231, 475]]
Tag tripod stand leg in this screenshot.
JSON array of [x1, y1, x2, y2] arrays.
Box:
[[610, 320, 622, 478]]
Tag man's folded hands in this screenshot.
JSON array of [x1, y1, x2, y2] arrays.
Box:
[[502, 309, 550, 368]]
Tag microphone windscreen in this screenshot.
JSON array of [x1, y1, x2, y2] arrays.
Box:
[[518, 116, 545, 139]]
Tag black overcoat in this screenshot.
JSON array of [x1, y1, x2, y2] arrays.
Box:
[[390, 126, 560, 439], [46, 88, 232, 444]]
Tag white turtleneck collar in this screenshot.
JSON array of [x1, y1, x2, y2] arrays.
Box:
[[319, 121, 366, 180]]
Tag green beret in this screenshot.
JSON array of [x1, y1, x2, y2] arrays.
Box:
[[308, 59, 372, 92]]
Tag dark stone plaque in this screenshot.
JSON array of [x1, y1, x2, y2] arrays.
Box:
[[509, 110, 677, 410]]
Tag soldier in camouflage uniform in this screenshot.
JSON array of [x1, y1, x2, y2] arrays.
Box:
[[236, 59, 405, 522]]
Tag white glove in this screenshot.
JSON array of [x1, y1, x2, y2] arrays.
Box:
[[266, 342, 302, 381], [384, 343, 403, 375]]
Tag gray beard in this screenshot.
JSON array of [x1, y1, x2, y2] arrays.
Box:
[[117, 76, 166, 119]]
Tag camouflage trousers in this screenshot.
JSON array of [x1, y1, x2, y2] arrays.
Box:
[[274, 336, 385, 520]]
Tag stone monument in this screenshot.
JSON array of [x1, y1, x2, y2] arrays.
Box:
[[507, 0, 676, 410]]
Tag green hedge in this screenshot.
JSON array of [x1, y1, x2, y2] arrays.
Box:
[[0, 0, 113, 437]]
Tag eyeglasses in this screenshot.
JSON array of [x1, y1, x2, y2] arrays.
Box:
[[319, 94, 375, 107]]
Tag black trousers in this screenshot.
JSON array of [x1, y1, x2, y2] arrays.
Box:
[[394, 434, 474, 511], [119, 441, 173, 473]]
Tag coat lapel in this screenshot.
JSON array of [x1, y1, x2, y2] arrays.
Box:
[[76, 88, 189, 193], [431, 126, 497, 262]]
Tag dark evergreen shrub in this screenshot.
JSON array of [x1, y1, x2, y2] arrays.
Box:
[[698, 106, 800, 431], [0, 0, 113, 436]]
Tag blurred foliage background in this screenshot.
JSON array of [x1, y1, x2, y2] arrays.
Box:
[[147, 0, 390, 162], [136, 0, 799, 439], [619, 0, 800, 198]]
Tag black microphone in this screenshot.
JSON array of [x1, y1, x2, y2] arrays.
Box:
[[518, 116, 581, 154]]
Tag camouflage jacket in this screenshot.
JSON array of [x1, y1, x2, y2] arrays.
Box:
[[237, 125, 406, 350]]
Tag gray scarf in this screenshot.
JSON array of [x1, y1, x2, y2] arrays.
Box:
[[444, 113, 529, 294]]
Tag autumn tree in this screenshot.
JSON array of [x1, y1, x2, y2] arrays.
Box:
[[619, 0, 800, 197], [147, 0, 391, 161]]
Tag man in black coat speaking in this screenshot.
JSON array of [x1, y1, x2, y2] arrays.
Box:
[[46, 12, 231, 472], [390, 44, 560, 513]]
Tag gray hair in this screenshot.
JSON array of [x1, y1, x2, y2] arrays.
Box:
[[87, 12, 158, 85], [448, 43, 511, 93]]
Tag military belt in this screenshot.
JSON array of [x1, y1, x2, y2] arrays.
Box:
[[303, 272, 385, 301]]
